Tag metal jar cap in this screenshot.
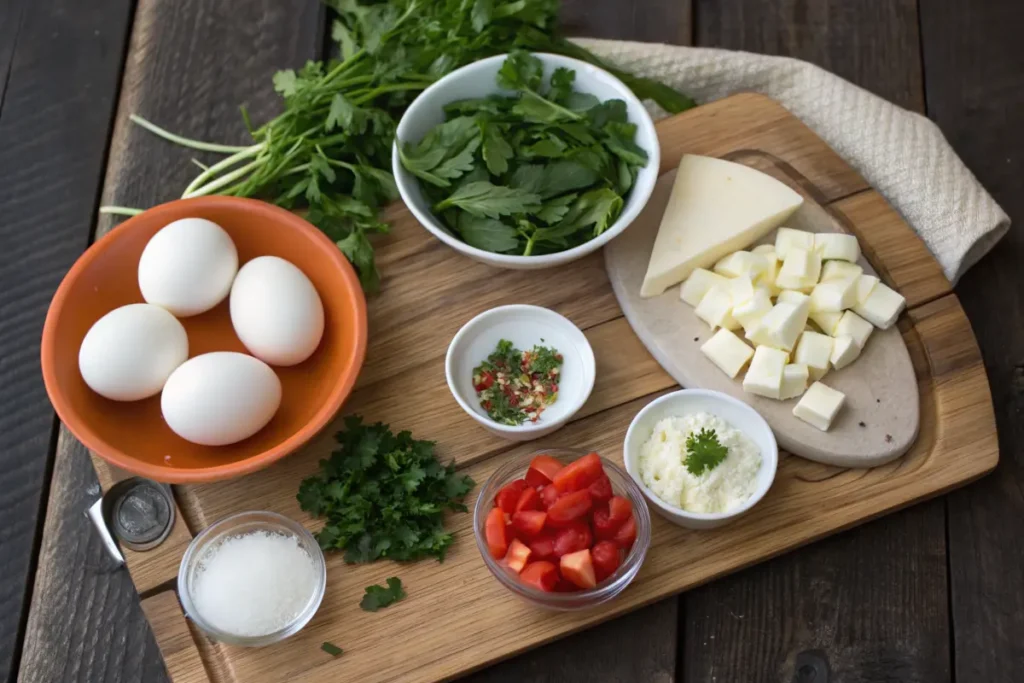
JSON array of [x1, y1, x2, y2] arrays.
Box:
[[104, 478, 176, 551]]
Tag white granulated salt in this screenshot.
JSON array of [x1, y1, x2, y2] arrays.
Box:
[[191, 530, 318, 637]]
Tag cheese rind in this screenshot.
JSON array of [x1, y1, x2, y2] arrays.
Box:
[[853, 282, 906, 329], [680, 269, 729, 307], [834, 310, 873, 348], [779, 363, 810, 400], [639, 155, 804, 297], [793, 381, 846, 431], [743, 346, 789, 399], [814, 233, 861, 262], [694, 285, 739, 330], [775, 248, 822, 291], [701, 328, 755, 378], [775, 228, 815, 259], [829, 334, 862, 370]]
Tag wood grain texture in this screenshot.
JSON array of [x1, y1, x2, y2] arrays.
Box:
[[561, 0, 692, 45], [0, 0, 133, 678], [140, 592, 209, 683], [920, 0, 1024, 678]]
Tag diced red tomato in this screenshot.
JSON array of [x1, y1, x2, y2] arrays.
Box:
[[528, 532, 557, 561], [591, 540, 621, 581], [553, 522, 592, 558], [505, 521, 517, 542], [560, 549, 597, 589], [554, 578, 578, 593], [552, 452, 603, 493], [540, 484, 560, 510], [484, 507, 508, 559], [547, 489, 592, 527], [512, 510, 547, 538], [525, 455, 563, 488], [612, 515, 637, 550], [495, 479, 528, 514], [505, 539, 531, 573], [474, 371, 495, 392], [519, 561, 559, 592], [591, 504, 618, 540], [608, 495, 633, 525], [587, 473, 613, 503], [514, 487, 540, 512]]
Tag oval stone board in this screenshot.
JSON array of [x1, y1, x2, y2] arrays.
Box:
[[604, 168, 919, 467]]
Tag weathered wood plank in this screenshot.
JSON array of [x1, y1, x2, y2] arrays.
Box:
[[0, 0, 133, 678], [562, 0, 691, 45], [919, 0, 1024, 677]]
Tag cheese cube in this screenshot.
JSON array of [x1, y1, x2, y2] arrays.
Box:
[[814, 233, 861, 262], [758, 256, 782, 295], [794, 331, 833, 374], [728, 275, 756, 305], [776, 289, 810, 309], [714, 251, 762, 280], [779, 363, 810, 400], [752, 244, 778, 259], [775, 248, 821, 291], [695, 285, 739, 330], [743, 346, 789, 399], [853, 282, 906, 329], [809, 310, 843, 335], [793, 381, 846, 431], [808, 365, 829, 381], [732, 287, 774, 334], [853, 274, 879, 306], [834, 310, 873, 348], [830, 334, 862, 370], [820, 260, 864, 283], [701, 328, 755, 378], [680, 269, 729, 307], [775, 228, 815, 259], [809, 279, 857, 313], [747, 301, 808, 351]]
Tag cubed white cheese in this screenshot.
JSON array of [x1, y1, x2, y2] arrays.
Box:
[[779, 363, 810, 400], [728, 275, 756, 306], [743, 346, 789, 399], [776, 289, 807, 307], [775, 227, 815, 259], [747, 301, 808, 351], [732, 287, 774, 334], [793, 330, 833, 374], [775, 248, 822, 291], [694, 285, 739, 330], [793, 381, 846, 431], [714, 251, 762, 280], [808, 365, 830, 381], [679, 269, 729, 307], [853, 282, 906, 329], [809, 279, 858, 313], [752, 244, 778, 259], [813, 233, 861, 262], [820, 260, 864, 283], [854, 274, 879, 306], [809, 310, 843, 335], [834, 310, 873, 348], [700, 328, 755, 378], [829, 334, 862, 370]]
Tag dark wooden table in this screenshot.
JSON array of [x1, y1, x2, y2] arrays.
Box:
[[3, 0, 1022, 681]]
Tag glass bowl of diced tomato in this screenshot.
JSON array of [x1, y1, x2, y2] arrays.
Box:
[[473, 448, 651, 610]]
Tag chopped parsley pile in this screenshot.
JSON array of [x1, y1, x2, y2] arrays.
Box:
[[472, 339, 563, 425]]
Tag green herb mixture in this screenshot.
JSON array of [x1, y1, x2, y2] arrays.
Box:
[[472, 338, 563, 425], [297, 416, 474, 563], [104, 0, 693, 291], [684, 427, 729, 476]]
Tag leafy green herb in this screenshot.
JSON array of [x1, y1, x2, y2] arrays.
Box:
[[360, 577, 407, 612], [321, 642, 344, 657], [684, 428, 729, 476], [473, 339, 563, 425], [297, 416, 474, 563]]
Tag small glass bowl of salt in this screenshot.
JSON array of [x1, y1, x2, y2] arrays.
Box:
[[178, 511, 326, 646]]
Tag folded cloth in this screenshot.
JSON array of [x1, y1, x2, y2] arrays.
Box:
[[576, 39, 1010, 283]]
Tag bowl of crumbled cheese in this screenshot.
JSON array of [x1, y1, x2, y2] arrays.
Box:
[[623, 389, 778, 530]]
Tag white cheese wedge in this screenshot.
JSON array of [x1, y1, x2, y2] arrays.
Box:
[[809, 279, 857, 313], [775, 248, 822, 291], [853, 282, 906, 329], [794, 330, 833, 375], [813, 233, 861, 262], [714, 251, 763, 280], [793, 381, 846, 431], [679, 269, 729, 307], [701, 328, 755, 378], [732, 287, 774, 334], [820, 260, 864, 284], [854, 274, 879, 306], [728, 275, 756, 306], [743, 346, 789, 399], [834, 310, 873, 348], [747, 301, 808, 351], [779, 363, 810, 400], [775, 227, 816, 259], [639, 155, 804, 297], [694, 285, 739, 330], [809, 310, 843, 335], [829, 334, 862, 370]]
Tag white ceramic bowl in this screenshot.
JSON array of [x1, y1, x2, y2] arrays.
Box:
[[623, 389, 778, 530], [393, 53, 660, 270], [445, 305, 595, 441]]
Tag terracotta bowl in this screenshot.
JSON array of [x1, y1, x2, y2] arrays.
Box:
[[41, 197, 367, 483]]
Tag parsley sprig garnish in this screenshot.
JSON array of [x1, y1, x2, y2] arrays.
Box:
[[684, 428, 729, 476]]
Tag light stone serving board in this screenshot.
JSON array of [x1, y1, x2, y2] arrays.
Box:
[[604, 166, 919, 467]]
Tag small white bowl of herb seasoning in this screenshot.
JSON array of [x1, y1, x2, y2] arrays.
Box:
[[446, 305, 595, 441]]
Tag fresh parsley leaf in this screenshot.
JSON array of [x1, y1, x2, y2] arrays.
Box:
[[533, 193, 576, 225], [457, 213, 520, 252], [482, 123, 514, 176], [496, 50, 544, 92], [321, 642, 344, 657], [470, 0, 492, 32], [360, 577, 406, 612], [684, 428, 729, 476], [587, 99, 629, 127], [548, 67, 575, 102], [540, 188, 623, 240], [434, 181, 541, 219]]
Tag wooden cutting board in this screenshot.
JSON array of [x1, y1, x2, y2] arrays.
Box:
[[89, 93, 998, 683]]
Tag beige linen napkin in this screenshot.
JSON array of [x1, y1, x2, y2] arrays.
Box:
[[576, 39, 1010, 283]]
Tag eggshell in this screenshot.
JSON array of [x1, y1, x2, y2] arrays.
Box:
[[78, 304, 189, 401], [230, 256, 325, 366], [161, 352, 282, 446], [139, 217, 238, 317]]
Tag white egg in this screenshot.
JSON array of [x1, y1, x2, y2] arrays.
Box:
[[79, 304, 189, 401], [161, 352, 282, 446], [229, 256, 325, 366], [139, 218, 239, 317]]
